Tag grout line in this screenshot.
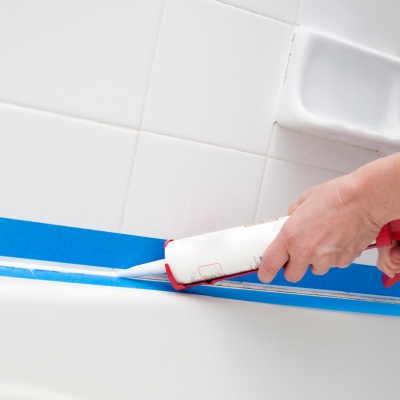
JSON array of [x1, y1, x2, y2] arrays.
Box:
[[140, 128, 266, 157], [252, 162, 267, 223], [138, 0, 168, 131], [118, 133, 141, 233], [267, 154, 347, 175], [251, 124, 278, 223], [250, 20, 298, 222], [0, 100, 139, 133], [266, 123, 278, 158], [295, 0, 303, 24], [278, 26, 297, 100], [215, 0, 294, 26], [118, 0, 168, 233]]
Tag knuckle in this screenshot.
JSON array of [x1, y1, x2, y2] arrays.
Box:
[[260, 262, 279, 277], [317, 254, 334, 269], [282, 226, 296, 243], [336, 257, 352, 268], [298, 246, 313, 261], [300, 187, 311, 198]]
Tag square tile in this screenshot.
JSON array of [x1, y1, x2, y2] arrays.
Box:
[[256, 158, 343, 221], [142, 0, 293, 154], [0, 0, 164, 128], [122, 132, 266, 239], [299, 0, 400, 57], [0, 104, 137, 231], [270, 125, 378, 173], [217, 0, 300, 24]]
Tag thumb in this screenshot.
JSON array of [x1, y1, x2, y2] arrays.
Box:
[[389, 243, 400, 265]]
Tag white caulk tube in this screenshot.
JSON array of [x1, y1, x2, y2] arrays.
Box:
[[118, 217, 289, 290]]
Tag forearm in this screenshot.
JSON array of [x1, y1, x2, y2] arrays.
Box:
[[354, 153, 400, 225]]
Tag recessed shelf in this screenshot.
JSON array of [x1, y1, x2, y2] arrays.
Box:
[[277, 27, 400, 151]]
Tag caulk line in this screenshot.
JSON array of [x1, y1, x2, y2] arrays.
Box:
[[1, 265, 400, 317]]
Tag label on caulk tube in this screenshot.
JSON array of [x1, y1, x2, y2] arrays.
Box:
[[165, 216, 289, 285]]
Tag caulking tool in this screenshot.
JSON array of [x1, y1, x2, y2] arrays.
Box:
[[117, 217, 400, 290]]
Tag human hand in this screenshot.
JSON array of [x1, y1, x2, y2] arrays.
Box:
[[377, 241, 400, 278], [258, 173, 383, 283]]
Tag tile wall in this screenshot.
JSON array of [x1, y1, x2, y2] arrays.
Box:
[[0, 0, 395, 246]]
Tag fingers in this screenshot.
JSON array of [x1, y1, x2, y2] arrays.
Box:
[[258, 235, 289, 283], [310, 264, 330, 276], [284, 258, 310, 282], [377, 257, 396, 278], [377, 242, 400, 278], [390, 245, 400, 265]]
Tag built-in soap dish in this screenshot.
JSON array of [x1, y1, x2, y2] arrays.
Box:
[[277, 27, 400, 151]]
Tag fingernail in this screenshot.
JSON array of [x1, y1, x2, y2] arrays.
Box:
[[392, 247, 400, 261]]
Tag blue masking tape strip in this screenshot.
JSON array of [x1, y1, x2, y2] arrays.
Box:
[[0, 216, 399, 316], [0, 217, 165, 269], [235, 264, 400, 298], [0, 265, 400, 317]]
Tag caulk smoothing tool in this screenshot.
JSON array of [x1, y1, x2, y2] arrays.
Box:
[[117, 217, 400, 290]]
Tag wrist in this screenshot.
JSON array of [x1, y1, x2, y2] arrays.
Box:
[[332, 172, 382, 231], [353, 154, 400, 225]]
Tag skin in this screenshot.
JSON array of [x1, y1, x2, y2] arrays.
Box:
[[258, 153, 400, 283]]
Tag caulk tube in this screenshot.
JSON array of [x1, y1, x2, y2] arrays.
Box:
[[165, 216, 289, 289]]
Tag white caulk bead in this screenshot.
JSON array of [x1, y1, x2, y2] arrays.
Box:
[[116, 259, 166, 279]]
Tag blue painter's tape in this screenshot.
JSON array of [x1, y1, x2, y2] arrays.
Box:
[[0, 216, 399, 316], [235, 263, 400, 298], [0, 217, 165, 269], [1, 265, 400, 317]]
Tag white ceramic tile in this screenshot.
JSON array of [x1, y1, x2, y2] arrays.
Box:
[[0, 0, 164, 128], [217, 0, 300, 23], [299, 0, 400, 57], [277, 28, 400, 152], [0, 104, 137, 231], [142, 0, 293, 154], [270, 125, 378, 173], [256, 158, 343, 221], [122, 132, 265, 239], [1, 277, 400, 400]]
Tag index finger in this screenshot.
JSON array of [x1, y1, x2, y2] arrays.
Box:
[[258, 234, 290, 283]]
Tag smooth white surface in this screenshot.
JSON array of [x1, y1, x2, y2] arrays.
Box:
[[0, 0, 164, 128], [0, 3, 399, 398], [270, 125, 378, 174], [277, 28, 400, 151], [299, 0, 400, 57], [217, 0, 300, 23], [0, 277, 399, 400], [256, 158, 343, 221], [0, 103, 137, 231], [122, 132, 265, 239], [142, 0, 293, 154]]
